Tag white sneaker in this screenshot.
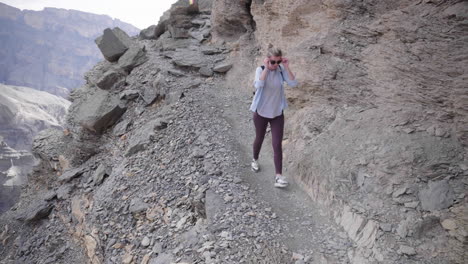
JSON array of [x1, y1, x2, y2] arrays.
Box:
[[251, 159, 260, 172], [274, 175, 288, 188]]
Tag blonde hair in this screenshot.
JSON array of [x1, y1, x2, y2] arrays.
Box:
[[267, 47, 282, 57]]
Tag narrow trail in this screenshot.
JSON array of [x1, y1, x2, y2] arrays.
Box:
[[208, 82, 352, 262]]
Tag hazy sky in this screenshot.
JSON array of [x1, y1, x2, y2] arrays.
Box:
[[1, 0, 179, 29]]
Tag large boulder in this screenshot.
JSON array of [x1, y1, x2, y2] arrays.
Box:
[[211, 0, 254, 42], [140, 22, 168, 40], [96, 68, 126, 90], [95, 27, 133, 62], [74, 88, 127, 134], [118, 44, 148, 73]]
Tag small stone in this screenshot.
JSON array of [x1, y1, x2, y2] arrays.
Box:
[[199, 67, 214, 77], [141, 236, 150, 247], [152, 242, 163, 254], [213, 62, 232, 73], [419, 180, 455, 211], [176, 215, 189, 230], [292, 252, 304, 260], [220, 231, 233, 240], [141, 253, 152, 264], [120, 90, 139, 100], [129, 198, 150, 214], [380, 223, 392, 232], [404, 201, 419, 209], [122, 253, 133, 264], [223, 195, 233, 202], [392, 186, 407, 198], [441, 219, 457, 230], [399, 245, 416, 256]]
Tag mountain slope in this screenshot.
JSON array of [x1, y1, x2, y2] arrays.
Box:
[[0, 3, 139, 97]]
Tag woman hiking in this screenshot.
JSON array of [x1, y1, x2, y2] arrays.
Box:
[[250, 47, 298, 188]]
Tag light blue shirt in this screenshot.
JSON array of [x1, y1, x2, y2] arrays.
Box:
[[250, 65, 298, 118]]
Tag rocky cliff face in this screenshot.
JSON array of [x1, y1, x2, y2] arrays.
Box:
[[0, 0, 466, 264], [0, 3, 139, 97], [217, 0, 467, 263]]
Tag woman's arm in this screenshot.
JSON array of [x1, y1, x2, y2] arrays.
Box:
[[281, 58, 298, 87], [254, 67, 265, 89]]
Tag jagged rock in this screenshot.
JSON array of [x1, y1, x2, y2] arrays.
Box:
[[139, 25, 155, 39], [413, 216, 440, 239], [95, 27, 133, 62], [199, 67, 213, 77], [392, 186, 408, 198], [119, 90, 139, 100], [171, 50, 208, 69], [43, 190, 57, 201], [213, 62, 232, 73], [118, 45, 148, 73], [168, 13, 193, 39], [96, 69, 126, 90], [339, 206, 377, 248], [58, 167, 86, 183], [129, 198, 149, 214], [201, 47, 222, 55], [56, 184, 74, 200], [93, 164, 111, 186], [211, 0, 254, 41], [139, 25, 160, 40], [398, 245, 416, 256], [125, 118, 168, 156], [418, 180, 455, 211], [142, 73, 168, 106], [74, 89, 127, 134], [17, 202, 54, 222], [167, 69, 186, 77], [113, 119, 132, 136]]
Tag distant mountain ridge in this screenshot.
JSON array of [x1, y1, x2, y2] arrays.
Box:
[[0, 3, 140, 97]]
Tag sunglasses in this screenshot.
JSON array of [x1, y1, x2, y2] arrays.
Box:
[[270, 60, 282, 65]]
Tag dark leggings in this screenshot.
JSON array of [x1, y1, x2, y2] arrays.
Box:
[[253, 111, 284, 175]]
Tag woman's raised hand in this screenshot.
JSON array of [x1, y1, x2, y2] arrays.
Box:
[[282, 57, 289, 68], [263, 57, 270, 68]]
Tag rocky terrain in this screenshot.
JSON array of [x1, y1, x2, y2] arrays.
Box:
[[0, 0, 466, 264], [0, 3, 139, 97]]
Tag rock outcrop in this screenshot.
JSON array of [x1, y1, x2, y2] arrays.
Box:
[[0, 3, 139, 97]]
